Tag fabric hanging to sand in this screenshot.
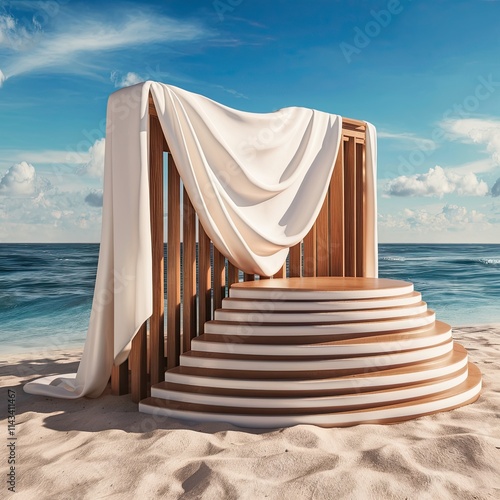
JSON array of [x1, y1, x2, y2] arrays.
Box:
[[24, 81, 378, 399]]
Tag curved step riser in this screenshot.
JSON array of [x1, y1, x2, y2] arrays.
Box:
[[181, 340, 454, 372], [140, 367, 482, 428], [204, 311, 436, 336], [214, 302, 428, 323], [163, 350, 469, 393], [152, 367, 469, 411], [191, 331, 452, 357]]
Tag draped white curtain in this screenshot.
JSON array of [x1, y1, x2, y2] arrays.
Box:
[[24, 82, 377, 399]]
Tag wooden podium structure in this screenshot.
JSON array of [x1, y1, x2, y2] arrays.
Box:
[[110, 96, 481, 427]]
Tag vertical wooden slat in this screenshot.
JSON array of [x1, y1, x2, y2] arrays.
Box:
[[111, 361, 129, 395], [344, 137, 356, 277], [243, 273, 255, 281], [149, 116, 165, 384], [198, 223, 212, 335], [183, 188, 197, 352], [355, 140, 365, 277], [330, 139, 344, 276], [289, 243, 302, 277], [130, 322, 147, 403], [316, 194, 330, 277], [213, 247, 226, 312], [227, 262, 239, 286], [273, 263, 287, 279], [167, 155, 181, 369], [303, 224, 317, 277]]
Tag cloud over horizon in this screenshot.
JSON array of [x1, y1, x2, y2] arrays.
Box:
[[379, 203, 489, 234], [385, 165, 489, 198], [441, 117, 500, 166]]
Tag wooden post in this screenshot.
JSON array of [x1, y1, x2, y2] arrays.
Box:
[[167, 155, 181, 369], [111, 361, 129, 395], [183, 188, 197, 352], [344, 137, 356, 277], [330, 138, 345, 277], [213, 247, 226, 312], [289, 243, 302, 277], [227, 262, 239, 286], [303, 225, 317, 277], [149, 116, 165, 385], [355, 140, 366, 277], [198, 223, 212, 335], [130, 322, 147, 403], [315, 195, 330, 277]]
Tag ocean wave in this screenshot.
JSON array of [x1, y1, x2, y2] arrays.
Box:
[[478, 258, 500, 266], [381, 256, 406, 261]]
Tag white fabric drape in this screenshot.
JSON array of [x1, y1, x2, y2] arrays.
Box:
[[24, 82, 377, 399]]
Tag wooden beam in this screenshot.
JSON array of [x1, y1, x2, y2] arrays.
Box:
[[149, 116, 165, 385], [330, 138, 344, 276], [213, 247, 226, 312], [303, 224, 317, 277], [130, 322, 147, 403], [110, 360, 129, 395], [316, 193, 329, 276], [227, 262, 239, 287], [344, 137, 356, 277], [167, 155, 181, 369], [288, 243, 301, 277], [355, 140, 366, 277], [182, 188, 197, 352], [273, 263, 287, 279], [198, 223, 212, 335]]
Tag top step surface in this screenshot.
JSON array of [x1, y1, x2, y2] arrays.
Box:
[[230, 277, 414, 300]]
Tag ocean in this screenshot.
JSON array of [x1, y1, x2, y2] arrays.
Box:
[[1, 243, 499, 355]]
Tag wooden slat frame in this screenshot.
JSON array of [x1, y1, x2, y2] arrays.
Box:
[[111, 99, 369, 400]]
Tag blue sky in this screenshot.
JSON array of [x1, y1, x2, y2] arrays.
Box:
[[1, 0, 500, 243]]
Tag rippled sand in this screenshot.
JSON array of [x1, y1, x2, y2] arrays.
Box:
[[1, 326, 499, 499]]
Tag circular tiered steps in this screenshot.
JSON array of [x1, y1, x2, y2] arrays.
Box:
[[139, 277, 482, 428]]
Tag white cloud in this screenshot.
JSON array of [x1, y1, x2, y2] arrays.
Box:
[[386, 165, 488, 197], [378, 131, 437, 152], [379, 204, 489, 233], [0, 148, 89, 167], [1, 11, 208, 85], [0, 186, 103, 242], [0, 161, 36, 196], [84, 139, 105, 178], [0, 13, 39, 50], [110, 71, 144, 88], [0, 69, 5, 87], [440, 118, 500, 166]]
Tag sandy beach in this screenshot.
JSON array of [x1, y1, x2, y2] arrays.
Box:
[[2, 326, 499, 500]]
